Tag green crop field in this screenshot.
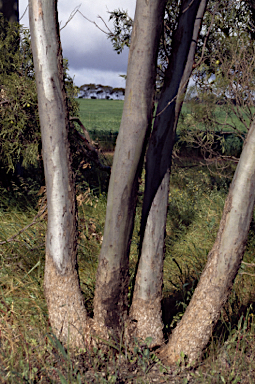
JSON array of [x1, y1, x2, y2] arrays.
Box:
[[77, 99, 124, 132], [76, 99, 250, 155], [78, 99, 252, 134]]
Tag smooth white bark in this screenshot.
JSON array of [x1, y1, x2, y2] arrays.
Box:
[[161, 120, 255, 365]]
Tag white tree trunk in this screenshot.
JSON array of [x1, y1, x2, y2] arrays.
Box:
[[160, 120, 255, 365], [93, 0, 167, 335], [29, 0, 90, 347]]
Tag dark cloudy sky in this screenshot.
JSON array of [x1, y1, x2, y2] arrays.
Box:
[[19, 1, 136, 88]]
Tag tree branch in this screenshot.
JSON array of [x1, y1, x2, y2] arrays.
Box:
[[70, 117, 111, 173], [0, 202, 47, 246]]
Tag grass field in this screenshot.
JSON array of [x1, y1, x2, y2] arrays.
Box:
[[77, 98, 249, 157], [77, 99, 124, 132], [77, 98, 252, 134]]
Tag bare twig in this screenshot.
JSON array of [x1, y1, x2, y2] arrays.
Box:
[[70, 116, 92, 142], [0, 100, 8, 105], [20, 5, 28, 22], [193, 5, 217, 69], [238, 261, 255, 277], [60, 4, 82, 30], [77, 10, 113, 36], [239, 272, 255, 277], [155, 77, 189, 117], [182, 0, 196, 14]]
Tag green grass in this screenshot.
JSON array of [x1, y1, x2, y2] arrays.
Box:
[[1, 96, 255, 380], [2, 159, 255, 382], [77, 99, 124, 133], [76, 99, 249, 157], [180, 102, 253, 133], [77, 98, 252, 135]]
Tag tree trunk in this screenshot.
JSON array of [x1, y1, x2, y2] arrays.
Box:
[[174, 0, 208, 129], [0, 0, 19, 22], [129, 0, 206, 347], [159, 120, 255, 365], [93, 0, 167, 335], [29, 0, 90, 347], [129, 171, 170, 346], [141, 0, 203, 233]]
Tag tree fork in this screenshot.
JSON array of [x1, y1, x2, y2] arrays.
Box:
[[93, 0, 167, 334], [129, 0, 207, 347]]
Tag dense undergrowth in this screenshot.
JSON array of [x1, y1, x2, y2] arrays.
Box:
[[1, 156, 255, 383]]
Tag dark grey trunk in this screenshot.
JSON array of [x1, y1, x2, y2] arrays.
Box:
[[0, 0, 19, 22], [174, 0, 208, 129], [29, 0, 89, 347], [129, 0, 208, 346], [160, 119, 255, 365], [141, 0, 202, 234], [93, 0, 167, 334]]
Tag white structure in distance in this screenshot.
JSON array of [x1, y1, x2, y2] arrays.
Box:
[[78, 83, 125, 100]]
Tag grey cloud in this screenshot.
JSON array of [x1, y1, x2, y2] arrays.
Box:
[[62, 40, 129, 73]]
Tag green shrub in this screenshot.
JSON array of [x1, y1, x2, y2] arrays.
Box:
[[0, 15, 79, 182]]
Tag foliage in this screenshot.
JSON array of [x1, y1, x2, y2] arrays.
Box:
[[0, 16, 40, 173], [108, 9, 133, 54], [177, 0, 255, 161], [108, 0, 181, 89], [0, 16, 79, 180]]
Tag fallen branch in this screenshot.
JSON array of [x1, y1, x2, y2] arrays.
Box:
[[0, 202, 47, 246], [239, 272, 255, 277], [241, 261, 255, 268], [70, 117, 111, 173]]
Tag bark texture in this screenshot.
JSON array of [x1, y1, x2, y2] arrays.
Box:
[[29, 0, 89, 346], [93, 0, 167, 334], [128, 172, 170, 346], [140, 0, 202, 235], [130, 0, 206, 346], [159, 120, 255, 365]]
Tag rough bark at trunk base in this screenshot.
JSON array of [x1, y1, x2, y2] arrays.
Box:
[[44, 254, 92, 348], [127, 297, 164, 348], [93, 262, 129, 333], [128, 173, 169, 347], [158, 248, 230, 365]]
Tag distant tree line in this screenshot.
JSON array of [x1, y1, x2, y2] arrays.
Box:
[[78, 83, 125, 100]]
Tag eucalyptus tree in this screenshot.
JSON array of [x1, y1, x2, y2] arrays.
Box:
[[29, 0, 255, 367], [92, 0, 167, 334], [29, 0, 167, 344]]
